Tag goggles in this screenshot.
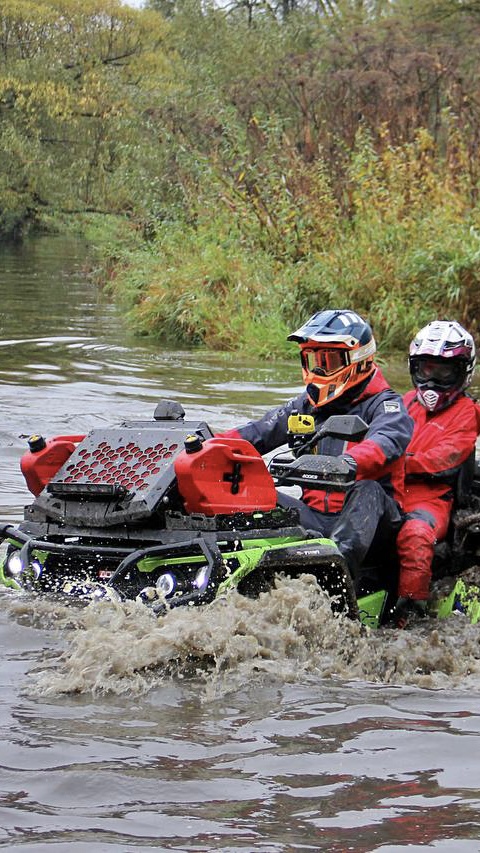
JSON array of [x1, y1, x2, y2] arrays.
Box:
[[301, 347, 348, 377], [411, 357, 462, 387]]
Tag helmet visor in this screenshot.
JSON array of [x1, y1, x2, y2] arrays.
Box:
[[412, 357, 463, 388], [301, 347, 349, 377]]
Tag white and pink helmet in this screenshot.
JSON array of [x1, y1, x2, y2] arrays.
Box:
[[409, 320, 476, 412]]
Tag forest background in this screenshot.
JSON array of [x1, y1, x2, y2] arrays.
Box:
[[1, 0, 480, 357]]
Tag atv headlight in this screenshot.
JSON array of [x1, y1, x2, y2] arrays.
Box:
[[6, 551, 24, 577], [156, 572, 176, 597], [31, 559, 42, 580], [193, 565, 209, 590]]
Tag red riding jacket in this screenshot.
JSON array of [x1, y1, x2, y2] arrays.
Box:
[[402, 390, 480, 511]]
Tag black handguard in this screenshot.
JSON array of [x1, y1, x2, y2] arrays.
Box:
[[269, 453, 357, 491]]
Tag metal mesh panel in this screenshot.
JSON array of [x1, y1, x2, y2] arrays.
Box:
[[61, 432, 178, 491], [47, 427, 194, 503], [31, 417, 213, 527]]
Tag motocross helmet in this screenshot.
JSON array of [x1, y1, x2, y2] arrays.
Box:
[[409, 320, 476, 413], [288, 309, 376, 407]]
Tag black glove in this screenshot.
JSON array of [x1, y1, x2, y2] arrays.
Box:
[[391, 596, 427, 629], [336, 453, 357, 473]]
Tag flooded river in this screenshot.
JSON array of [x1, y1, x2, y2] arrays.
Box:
[[0, 236, 479, 852]]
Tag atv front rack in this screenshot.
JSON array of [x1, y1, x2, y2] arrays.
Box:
[[0, 522, 360, 618], [0, 523, 134, 564], [0, 523, 226, 608]]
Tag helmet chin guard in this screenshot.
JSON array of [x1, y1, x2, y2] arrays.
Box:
[[416, 387, 442, 412]]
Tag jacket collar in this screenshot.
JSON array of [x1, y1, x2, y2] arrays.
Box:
[[352, 366, 390, 402], [311, 365, 389, 416]]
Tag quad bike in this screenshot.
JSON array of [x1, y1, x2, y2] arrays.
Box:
[[0, 401, 478, 627]]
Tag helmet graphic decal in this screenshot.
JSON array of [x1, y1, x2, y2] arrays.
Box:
[[419, 389, 440, 411]]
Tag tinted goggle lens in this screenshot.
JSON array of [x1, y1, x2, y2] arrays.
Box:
[[302, 348, 348, 376], [412, 358, 460, 386]]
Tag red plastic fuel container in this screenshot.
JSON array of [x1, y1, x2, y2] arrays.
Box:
[[174, 435, 277, 516], [20, 434, 85, 497]]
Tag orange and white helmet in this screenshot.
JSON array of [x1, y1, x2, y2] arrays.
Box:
[[288, 309, 376, 407]]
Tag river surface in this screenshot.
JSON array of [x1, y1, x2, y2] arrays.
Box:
[[0, 236, 479, 852]]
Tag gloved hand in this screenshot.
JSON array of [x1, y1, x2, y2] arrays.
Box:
[[339, 454, 357, 487], [340, 453, 357, 469], [391, 596, 427, 629]]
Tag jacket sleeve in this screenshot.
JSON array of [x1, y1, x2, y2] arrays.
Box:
[[217, 394, 306, 455], [406, 403, 479, 478], [347, 392, 414, 480]]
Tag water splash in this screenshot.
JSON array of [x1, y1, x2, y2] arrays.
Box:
[[8, 574, 480, 697]]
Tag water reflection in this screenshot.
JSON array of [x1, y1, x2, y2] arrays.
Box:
[[0, 236, 302, 419]]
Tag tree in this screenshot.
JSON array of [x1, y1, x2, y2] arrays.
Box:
[[0, 0, 173, 235]]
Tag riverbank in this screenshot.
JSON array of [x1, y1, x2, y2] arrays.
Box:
[[3, 0, 480, 358], [28, 207, 478, 362], [75, 176, 480, 360]]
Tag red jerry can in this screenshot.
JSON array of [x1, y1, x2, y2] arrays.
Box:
[[20, 434, 85, 496], [174, 435, 277, 516]]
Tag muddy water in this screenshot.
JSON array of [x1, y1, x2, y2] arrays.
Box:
[[1, 237, 480, 852]]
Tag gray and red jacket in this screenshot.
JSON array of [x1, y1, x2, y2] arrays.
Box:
[[220, 367, 413, 514]]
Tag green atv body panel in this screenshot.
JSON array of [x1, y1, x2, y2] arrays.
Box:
[[2, 531, 479, 628], [431, 578, 480, 625]]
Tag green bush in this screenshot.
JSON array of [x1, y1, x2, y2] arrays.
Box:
[[103, 126, 480, 355]]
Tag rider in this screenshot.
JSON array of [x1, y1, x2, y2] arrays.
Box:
[[219, 309, 413, 592], [393, 320, 480, 627]]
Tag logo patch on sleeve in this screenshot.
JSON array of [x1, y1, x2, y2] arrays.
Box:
[[383, 401, 401, 413]]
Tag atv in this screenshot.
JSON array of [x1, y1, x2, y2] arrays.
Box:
[[0, 400, 478, 628]]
